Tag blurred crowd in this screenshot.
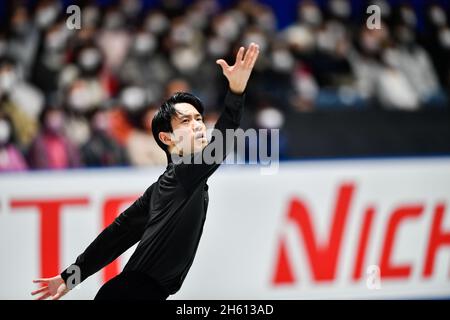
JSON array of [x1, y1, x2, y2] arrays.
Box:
[[0, 0, 449, 172]]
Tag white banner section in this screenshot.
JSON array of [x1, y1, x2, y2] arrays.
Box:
[[1, 158, 450, 299]]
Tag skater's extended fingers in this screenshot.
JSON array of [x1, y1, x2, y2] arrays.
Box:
[[242, 43, 255, 65], [33, 278, 49, 284], [235, 46, 245, 65], [31, 286, 48, 296], [244, 44, 259, 68], [247, 47, 260, 69], [52, 292, 64, 300], [36, 292, 51, 300], [216, 59, 230, 72]]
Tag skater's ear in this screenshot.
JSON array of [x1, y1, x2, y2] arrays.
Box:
[[158, 131, 174, 147]]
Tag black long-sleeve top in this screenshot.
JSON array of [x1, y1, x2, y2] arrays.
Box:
[[61, 90, 244, 295]]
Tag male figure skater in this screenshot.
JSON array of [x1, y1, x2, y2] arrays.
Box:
[[31, 43, 260, 300]]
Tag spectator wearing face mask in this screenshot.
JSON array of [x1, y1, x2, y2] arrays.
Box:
[[375, 46, 420, 111], [0, 114, 28, 172], [259, 41, 297, 111], [423, 4, 450, 100], [61, 43, 114, 148], [202, 34, 232, 110], [33, 0, 61, 31], [117, 85, 167, 166], [97, 7, 132, 73], [349, 24, 389, 106], [7, 5, 40, 80], [0, 57, 42, 151], [71, 44, 118, 96], [28, 106, 82, 169], [31, 20, 68, 96], [119, 28, 174, 104], [81, 106, 129, 168], [389, 24, 446, 108], [108, 86, 147, 147], [126, 104, 167, 167], [63, 78, 105, 148], [167, 16, 207, 95], [327, 0, 353, 24], [168, 12, 223, 111], [298, 0, 323, 29]]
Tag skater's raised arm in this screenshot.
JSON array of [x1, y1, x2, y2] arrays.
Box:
[[173, 43, 260, 191]]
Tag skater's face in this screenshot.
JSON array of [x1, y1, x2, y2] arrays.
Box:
[[159, 102, 207, 156]]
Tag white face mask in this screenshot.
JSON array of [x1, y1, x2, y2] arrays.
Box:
[[69, 88, 92, 111], [216, 15, 240, 41], [439, 28, 450, 49], [134, 33, 157, 55], [329, 0, 351, 19], [243, 33, 268, 53], [171, 47, 203, 73], [35, 5, 59, 29], [171, 23, 195, 46], [78, 49, 101, 71], [145, 13, 170, 35], [285, 25, 315, 50], [256, 108, 285, 129], [0, 120, 11, 144], [271, 50, 295, 72], [207, 37, 229, 58], [300, 5, 322, 26], [121, 87, 147, 111], [0, 71, 17, 93], [429, 6, 447, 27], [45, 30, 66, 51]]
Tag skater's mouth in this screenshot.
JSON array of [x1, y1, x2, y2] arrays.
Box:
[[195, 132, 206, 140]]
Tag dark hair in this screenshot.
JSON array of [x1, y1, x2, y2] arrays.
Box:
[[152, 92, 204, 161]]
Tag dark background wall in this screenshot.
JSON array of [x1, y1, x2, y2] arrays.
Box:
[[282, 108, 450, 159]]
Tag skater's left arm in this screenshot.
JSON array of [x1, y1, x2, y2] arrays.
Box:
[[58, 183, 156, 288]]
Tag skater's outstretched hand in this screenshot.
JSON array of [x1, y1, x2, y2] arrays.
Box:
[[31, 275, 69, 300], [216, 42, 260, 95]]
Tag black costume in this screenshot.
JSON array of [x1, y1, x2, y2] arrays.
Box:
[[61, 91, 244, 300]]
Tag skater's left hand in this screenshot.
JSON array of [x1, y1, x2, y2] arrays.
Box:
[[216, 42, 260, 95], [31, 275, 69, 300]]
